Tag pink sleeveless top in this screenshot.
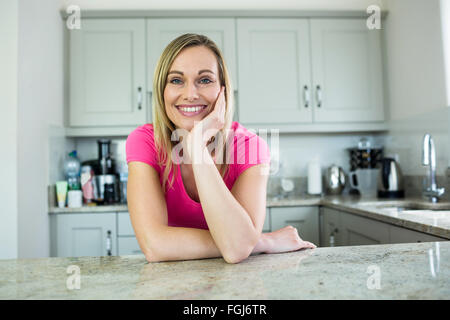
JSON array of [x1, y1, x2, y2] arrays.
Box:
[[126, 121, 270, 230]]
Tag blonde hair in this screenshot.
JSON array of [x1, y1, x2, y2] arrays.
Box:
[[152, 33, 234, 193]]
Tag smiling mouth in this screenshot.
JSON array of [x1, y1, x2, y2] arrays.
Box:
[[176, 105, 207, 117]]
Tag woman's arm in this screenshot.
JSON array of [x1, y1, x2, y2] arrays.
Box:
[[191, 148, 268, 263], [128, 161, 273, 263]]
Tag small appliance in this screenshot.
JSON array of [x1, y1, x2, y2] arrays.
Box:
[[377, 157, 405, 198], [325, 165, 346, 195]]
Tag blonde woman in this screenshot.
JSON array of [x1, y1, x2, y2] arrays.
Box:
[[126, 34, 316, 264]]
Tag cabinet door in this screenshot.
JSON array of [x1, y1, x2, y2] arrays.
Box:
[[70, 19, 146, 127], [51, 213, 117, 257], [118, 236, 143, 255], [237, 19, 313, 124], [263, 208, 271, 232], [310, 19, 384, 123], [321, 208, 342, 247], [270, 207, 319, 245], [389, 225, 447, 243], [147, 18, 237, 93], [340, 211, 389, 246]]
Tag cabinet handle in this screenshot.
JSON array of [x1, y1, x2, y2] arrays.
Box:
[[106, 230, 112, 256], [137, 87, 142, 110], [316, 85, 322, 108], [303, 85, 310, 108]]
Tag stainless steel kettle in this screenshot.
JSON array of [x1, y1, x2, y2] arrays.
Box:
[[325, 165, 346, 195], [377, 157, 405, 198]]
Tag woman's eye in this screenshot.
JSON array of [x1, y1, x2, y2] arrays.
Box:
[[169, 78, 182, 84], [199, 78, 212, 84]]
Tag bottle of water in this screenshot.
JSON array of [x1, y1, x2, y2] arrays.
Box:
[[64, 150, 81, 190]]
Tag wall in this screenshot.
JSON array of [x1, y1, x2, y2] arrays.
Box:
[[15, 0, 67, 258], [382, 0, 449, 177], [59, 0, 383, 11], [0, 0, 19, 259]]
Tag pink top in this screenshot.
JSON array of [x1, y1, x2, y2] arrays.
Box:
[[126, 121, 270, 230]]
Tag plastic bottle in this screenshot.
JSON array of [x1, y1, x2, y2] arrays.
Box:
[[64, 150, 81, 190], [307, 156, 322, 195]]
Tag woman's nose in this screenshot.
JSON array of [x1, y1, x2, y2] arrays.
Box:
[[183, 82, 199, 101]]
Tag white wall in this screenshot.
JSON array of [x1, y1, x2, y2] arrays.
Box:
[[59, 0, 383, 10], [15, 0, 66, 258], [382, 0, 449, 175], [0, 0, 19, 259]]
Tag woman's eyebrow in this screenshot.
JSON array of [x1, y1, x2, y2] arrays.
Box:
[[168, 69, 215, 75]]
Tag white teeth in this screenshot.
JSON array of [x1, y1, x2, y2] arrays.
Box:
[[179, 106, 205, 113]]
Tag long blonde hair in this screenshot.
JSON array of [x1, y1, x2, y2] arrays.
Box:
[[152, 33, 234, 193]]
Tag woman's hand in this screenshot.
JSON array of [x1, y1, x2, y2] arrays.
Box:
[[186, 86, 226, 162], [255, 226, 317, 254]]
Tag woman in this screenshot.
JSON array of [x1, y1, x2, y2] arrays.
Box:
[[126, 33, 316, 264]]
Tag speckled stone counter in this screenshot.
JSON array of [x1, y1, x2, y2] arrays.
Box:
[[1, 242, 448, 299]]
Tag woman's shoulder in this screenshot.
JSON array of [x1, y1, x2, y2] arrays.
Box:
[[126, 123, 159, 167]]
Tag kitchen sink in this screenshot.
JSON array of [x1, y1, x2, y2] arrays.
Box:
[[357, 200, 450, 212]]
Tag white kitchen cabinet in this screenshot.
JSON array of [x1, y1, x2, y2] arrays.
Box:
[[320, 207, 342, 247], [270, 206, 319, 245], [146, 19, 238, 92], [339, 210, 390, 246], [237, 19, 313, 124], [320, 207, 446, 247], [69, 19, 147, 127], [117, 212, 142, 255], [237, 18, 385, 128], [310, 19, 384, 123], [50, 213, 117, 257], [389, 225, 446, 243]]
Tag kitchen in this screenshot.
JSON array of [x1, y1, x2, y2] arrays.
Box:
[[1, 0, 450, 302]]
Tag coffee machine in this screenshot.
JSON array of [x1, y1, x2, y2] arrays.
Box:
[[82, 140, 120, 204], [347, 138, 383, 197]]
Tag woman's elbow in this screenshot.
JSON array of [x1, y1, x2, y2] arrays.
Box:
[[223, 245, 253, 264]]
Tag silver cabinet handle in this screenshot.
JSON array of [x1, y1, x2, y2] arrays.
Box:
[[303, 85, 310, 108], [106, 230, 112, 256], [137, 87, 143, 110], [316, 85, 322, 108]]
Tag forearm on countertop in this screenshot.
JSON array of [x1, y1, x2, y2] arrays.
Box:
[[143, 226, 268, 263], [191, 145, 261, 263]]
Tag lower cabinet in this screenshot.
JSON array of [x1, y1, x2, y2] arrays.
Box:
[[117, 211, 142, 255], [320, 207, 447, 247], [50, 213, 117, 257], [270, 206, 320, 245]]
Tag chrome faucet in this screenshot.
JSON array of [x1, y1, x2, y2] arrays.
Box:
[[422, 134, 445, 203]]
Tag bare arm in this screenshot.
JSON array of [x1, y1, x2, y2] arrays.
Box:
[[127, 162, 269, 262]]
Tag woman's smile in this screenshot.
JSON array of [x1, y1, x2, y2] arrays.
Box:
[[176, 104, 208, 117]]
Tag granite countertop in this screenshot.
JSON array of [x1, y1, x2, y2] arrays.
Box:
[[1, 241, 448, 299], [48, 195, 450, 239]]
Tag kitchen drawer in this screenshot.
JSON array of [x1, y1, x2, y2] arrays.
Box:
[[118, 212, 135, 236], [118, 236, 142, 255]]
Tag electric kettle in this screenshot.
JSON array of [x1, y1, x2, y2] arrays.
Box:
[[325, 165, 346, 195], [377, 157, 405, 198]]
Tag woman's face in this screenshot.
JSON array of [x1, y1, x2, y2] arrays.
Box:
[[164, 46, 222, 131]]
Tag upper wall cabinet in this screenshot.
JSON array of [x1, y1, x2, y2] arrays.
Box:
[[237, 19, 313, 124], [237, 18, 385, 128], [310, 19, 384, 123], [69, 19, 147, 127], [146, 19, 238, 94]]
